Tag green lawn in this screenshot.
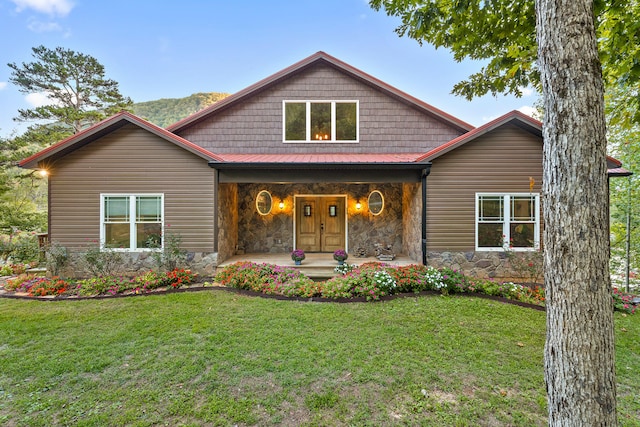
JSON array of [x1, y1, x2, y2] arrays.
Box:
[[0, 291, 638, 426]]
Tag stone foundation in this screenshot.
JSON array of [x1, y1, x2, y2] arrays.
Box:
[[427, 251, 513, 280], [61, 251, 219, 279]]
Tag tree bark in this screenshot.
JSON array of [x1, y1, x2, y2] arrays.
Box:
[[535, 0, 617, 425]]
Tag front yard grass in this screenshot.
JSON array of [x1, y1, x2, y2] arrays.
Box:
[[0, 292, 638, 426]]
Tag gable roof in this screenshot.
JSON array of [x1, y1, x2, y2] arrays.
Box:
[[19, 111, 222, 169], [416, 110, 630, 176], [417, 110, 542, 162], [166, 51, 474, 134]]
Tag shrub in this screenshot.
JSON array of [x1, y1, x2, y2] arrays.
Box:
[[80, 243, 124, 277], [440, 267, 470, 294], [504, 246, 544, 284], [334, 262, 355, 275], [214, 262, 318, 296], [166, 268, 197, 288], [612, 287, 637, 314], [75, 276, 135, 296], [387, 264, 430, 293], [15, 276, 71, 297], [4, 273, 38, 291], [45, 241, 68, 276], [0, 232, 40, 263], [148, 231, 188, 272], [424, 266, 445, 291], [0, 263, 28, 276], [133, 270, 171, 291]]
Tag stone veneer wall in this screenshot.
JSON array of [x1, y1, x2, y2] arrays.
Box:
[[217, 183, 238, 261], [62, 250, 219, 279], [236, 183, 404, 257], [402, 182, 422, 261], [427, 251, 512, 280]]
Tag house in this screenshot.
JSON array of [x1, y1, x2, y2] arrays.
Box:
[[18, 52, 630, 277]]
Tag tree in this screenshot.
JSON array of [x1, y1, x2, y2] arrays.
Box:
[[536, 0, 617, 424], [371, 0, 620, 424], [8, 45, 133, 134], [369, 0, 640, 120]]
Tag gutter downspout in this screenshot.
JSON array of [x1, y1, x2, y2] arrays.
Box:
[[213, 168, 219, 253], [421, 165, 432, 265]]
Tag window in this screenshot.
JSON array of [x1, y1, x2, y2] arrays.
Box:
[[476, 193, 540, 251], [283, 101, 358, 142], [101, 194, 163, 250]]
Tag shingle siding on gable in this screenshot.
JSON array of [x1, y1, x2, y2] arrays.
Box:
[[47, 124, 216, 252], [177, 64, 464, 154], [426, 124, 544, 251]]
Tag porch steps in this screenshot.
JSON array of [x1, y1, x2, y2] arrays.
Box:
[[292, 265, 340, 280], [215, 253, 417, 281]]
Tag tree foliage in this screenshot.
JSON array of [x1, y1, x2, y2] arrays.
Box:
[[8, 45, 133, 133], [131, 92, 229, 128], [370, 0, 640, 118]]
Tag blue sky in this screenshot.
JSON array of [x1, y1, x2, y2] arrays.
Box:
[[0, 0, 537, 138]]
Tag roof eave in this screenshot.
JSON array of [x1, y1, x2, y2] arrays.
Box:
[[208, 160, 431, 170]]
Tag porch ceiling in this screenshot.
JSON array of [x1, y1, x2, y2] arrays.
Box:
[[209, 154, 431, 183]]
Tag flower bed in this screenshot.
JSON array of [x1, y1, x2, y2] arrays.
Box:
[[3, 268, 198, 298], [214, 261, 635, 313]]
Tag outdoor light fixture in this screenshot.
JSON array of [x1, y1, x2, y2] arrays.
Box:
[[355, 201, 362, 210], [38, 169, 48, 177], [279, 201, 285, 210]]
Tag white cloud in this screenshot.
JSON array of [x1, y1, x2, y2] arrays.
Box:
[[11, 0, 74, 16], [27, 19, 62, 32], [25, 92, 53, 107], [0, 82, 7, 90], [517, 105, 539, 119], [519, 86, 535, 97]]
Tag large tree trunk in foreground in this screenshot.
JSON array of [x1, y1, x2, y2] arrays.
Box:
[[536, 0, 617, 425]]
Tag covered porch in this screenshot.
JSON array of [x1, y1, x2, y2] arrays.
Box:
[[216, 252, 417, 280], [211, 155, 432, 268]]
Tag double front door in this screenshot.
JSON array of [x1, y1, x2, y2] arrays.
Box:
[[295, 196, 346, 252]]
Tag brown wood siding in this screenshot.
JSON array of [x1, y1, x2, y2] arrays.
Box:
[[426, 125, 543, 251], [46, 124, 215, 252], [177, 63, 464, 154]]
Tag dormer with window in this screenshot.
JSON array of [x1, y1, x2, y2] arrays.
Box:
[[283, 101, 358, 143]]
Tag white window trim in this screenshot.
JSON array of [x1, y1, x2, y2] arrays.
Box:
[[100, 193, 164, 252], [475, 193, 540, 252], [282, 100, 359, 143]]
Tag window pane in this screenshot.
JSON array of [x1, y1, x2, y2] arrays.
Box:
[[137, 222, 162, 249], [336, 102, 357, 140], [137, 196, 161, 222], [511, 196, 534, 221], [105, 196, 129, 222], [510, 223, 535, 247], [311, 102, 331, 140], [105, 223, 130, 248], [285, 102, 306, 140], [478, 223, 504, 248], [479, 196, 503, 221]]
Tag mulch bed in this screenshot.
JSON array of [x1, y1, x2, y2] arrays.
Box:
[[0, 278, 546, 311]]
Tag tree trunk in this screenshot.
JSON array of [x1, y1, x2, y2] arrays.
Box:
[[535, 0, 617, 425]]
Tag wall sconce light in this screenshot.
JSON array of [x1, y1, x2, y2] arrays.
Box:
[[355, 201, 362, 210], [38, 169, 48, 177], [279, 201, 285, 210]]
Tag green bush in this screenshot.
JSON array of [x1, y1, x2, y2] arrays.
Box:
[[80, 243, 124, 277], [0, 232, 40, 263]]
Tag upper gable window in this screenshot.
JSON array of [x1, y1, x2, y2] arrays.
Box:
[[283, 101, 358, 143]]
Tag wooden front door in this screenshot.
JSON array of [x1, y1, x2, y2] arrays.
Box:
[[295, 196, 346, 252]]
